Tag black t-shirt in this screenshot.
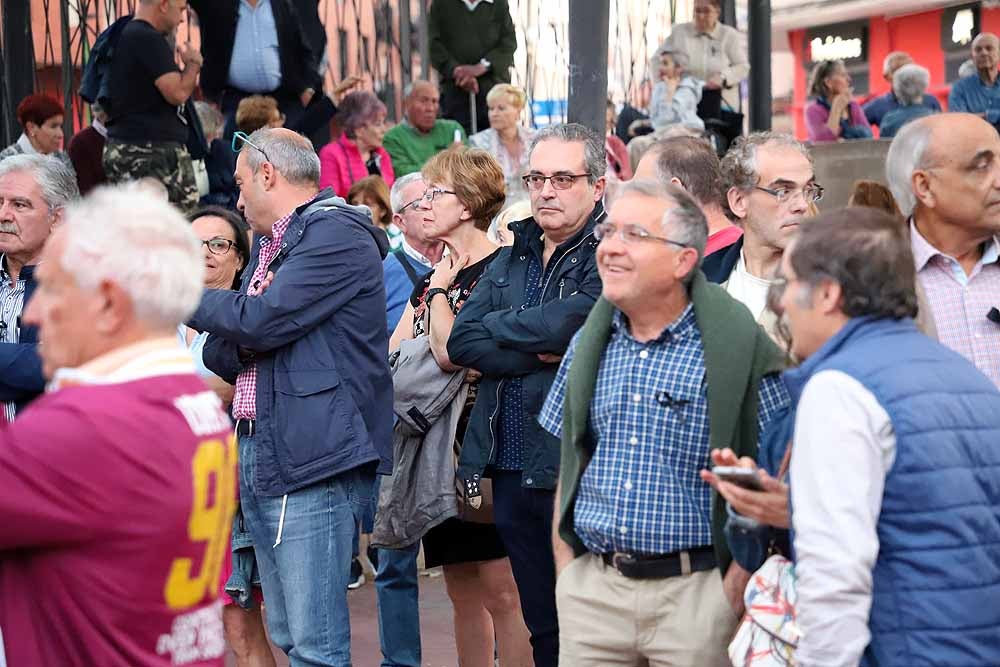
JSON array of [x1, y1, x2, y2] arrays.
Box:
[[408, 249, 501, 338], [106, 19, 188, 144]]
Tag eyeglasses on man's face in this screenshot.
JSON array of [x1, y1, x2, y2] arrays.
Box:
[[398, 197, 424, 214], [202, 237, 236, 256], [754, 183, 824, 205], [522, 173, 590, 191], [594, 222, 689, 248]]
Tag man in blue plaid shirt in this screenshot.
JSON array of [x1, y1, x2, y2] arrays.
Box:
[[539, 178, 788, 666]]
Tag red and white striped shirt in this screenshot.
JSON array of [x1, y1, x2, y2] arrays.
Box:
[[231, 212, 295, 420], [911, 222, 1000, 388]]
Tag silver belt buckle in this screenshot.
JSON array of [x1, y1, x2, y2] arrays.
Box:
[[611, 552, 633, 575]]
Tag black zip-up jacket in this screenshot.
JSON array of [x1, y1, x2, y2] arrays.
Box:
[[447, 202, 606, 491], [187, 0, 320, 102]]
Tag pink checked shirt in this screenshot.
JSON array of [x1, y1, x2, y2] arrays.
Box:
[[231, 211, 296, 419], [910, 221, 1000, 388]]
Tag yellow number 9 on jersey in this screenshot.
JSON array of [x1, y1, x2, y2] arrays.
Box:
[[164, 435, 238, 609]]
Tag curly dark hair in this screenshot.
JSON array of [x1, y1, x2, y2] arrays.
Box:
[[791, 207, 918, 320]]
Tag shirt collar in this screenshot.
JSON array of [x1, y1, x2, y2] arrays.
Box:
[[910, 218, 1000, 270], [696, 22, 723, 39], [49, 337, 196, 392], [93, 118, 108, 138], [400, 238, 434, 267], [461, 0, 493, 10], [15, 133, 37, 155], [611, 302, 697, 344]]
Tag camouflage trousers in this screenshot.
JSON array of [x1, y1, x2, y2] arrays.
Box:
[[102, 139, 199, 211]]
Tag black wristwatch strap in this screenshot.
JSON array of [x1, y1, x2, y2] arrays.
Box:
[[425, 287, 449, 304]]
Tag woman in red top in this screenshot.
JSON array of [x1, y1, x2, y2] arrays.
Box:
[[319, 91, 395, 197]]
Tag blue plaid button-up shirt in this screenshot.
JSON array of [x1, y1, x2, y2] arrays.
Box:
[[538, 304, 789, 555]]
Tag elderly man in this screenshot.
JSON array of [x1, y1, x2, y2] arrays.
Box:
[[103, 0, 202, 210], [189, 128, 393, 665], [634, 135, 742, 255], [863, 51, 941, 129], [428, 0, 517, 134], [0, 154, 79, 419], [0, 184, 234, 665], [703, 132, 819, 342], [769, 207, 1000, 667], [948, 32, 1000, 130], [447, 123, 607, 667], [886, 113, 1000, 387], [538, 179, 787, 666], [383, 172, 444, 333], [383, 81, 467, 176]]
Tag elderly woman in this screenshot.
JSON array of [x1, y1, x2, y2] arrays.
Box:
[[879, 64, 937, 139], [805, 60, 871, 143], [0, 94, 74, 172], [657, 0, 749, 112], [319, 91, 395, 197], [469, 84, 535, 204], [389, 147, 532, 667]]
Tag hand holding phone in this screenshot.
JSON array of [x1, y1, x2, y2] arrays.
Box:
[[711, 466, 764, 491]]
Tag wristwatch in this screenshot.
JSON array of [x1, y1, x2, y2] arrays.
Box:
[[479, 58, 491, 71], [426, 287, 449, 304]]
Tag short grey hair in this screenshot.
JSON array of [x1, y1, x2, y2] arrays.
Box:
[[0, 154, 80, 212], [613, 178, 708, 283], [721, 131, 813, 193], [58, 183, 204, 331], [243, 128, 321, 187], [404, 80, 435, 99], [892, 64, 929, 106], [886, 119, 934, 217], [389, 172, 424, 213], [529, 123, 606, 182]]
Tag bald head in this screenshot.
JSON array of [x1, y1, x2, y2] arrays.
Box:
[[405, 80, 441, 133], [887, 112, 1000, 231]]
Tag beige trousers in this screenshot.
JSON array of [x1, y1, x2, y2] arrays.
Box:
[[556, 553, 739, 667]]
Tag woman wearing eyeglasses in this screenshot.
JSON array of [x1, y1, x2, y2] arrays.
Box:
[[388, 146, 533, 667]]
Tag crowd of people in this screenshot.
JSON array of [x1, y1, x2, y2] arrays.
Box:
[[1, 1, 1000, 667]]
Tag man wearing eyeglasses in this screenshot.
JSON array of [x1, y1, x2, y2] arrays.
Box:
[[538, 179, 787, 666], [447, 123, 607, 667], [705, 132, 819, 343]]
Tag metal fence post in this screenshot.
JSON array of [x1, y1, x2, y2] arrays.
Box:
[[567, 0, 610, 136]]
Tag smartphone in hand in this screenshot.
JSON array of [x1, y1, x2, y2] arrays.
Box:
[[712, 466, 765, 491]]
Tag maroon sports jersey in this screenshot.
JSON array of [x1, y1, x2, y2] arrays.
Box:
[[0, 371, 236, 666]]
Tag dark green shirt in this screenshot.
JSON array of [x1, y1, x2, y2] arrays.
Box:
[[428, 0, 516, 85]]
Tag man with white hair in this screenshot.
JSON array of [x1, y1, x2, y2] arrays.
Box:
[[539, 178, 788, 666], [886, 113, 1000, 387], [383, 81, 467, 176], [878, 64, 938, 138], [0, 184, 234, 666], [0, 154, 79, 419], [948, 33, 1000, 130], [382, 172, 443, 333], [189, 127, 394, 664], [862, 51, 941, 129]]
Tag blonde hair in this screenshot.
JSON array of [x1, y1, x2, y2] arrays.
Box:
[[422, 147, 506, 230], [488, 199, 532, 245], [486, 83, 528, 111]]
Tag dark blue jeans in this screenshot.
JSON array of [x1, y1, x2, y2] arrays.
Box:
[[492, 470, 559, 667], [375, 542, 421, 667], [238, 434, 374, 667]]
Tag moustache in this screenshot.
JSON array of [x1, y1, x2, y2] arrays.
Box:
[[0, 223, 18, 235]]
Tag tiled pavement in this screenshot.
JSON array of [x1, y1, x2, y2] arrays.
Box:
[[225, 571, 459, 667]]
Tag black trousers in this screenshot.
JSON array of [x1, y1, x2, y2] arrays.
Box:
[[492, 470, 559, 667], [439, 83, 489, 136]]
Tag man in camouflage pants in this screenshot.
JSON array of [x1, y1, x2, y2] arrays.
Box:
[[103, 141, 198, 209], [102, 0, 202, 211]]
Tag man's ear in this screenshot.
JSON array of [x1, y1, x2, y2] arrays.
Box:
[[726, 186, 748, 222], [260, 162, 278, 191], [911, 170, 934, 210]]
